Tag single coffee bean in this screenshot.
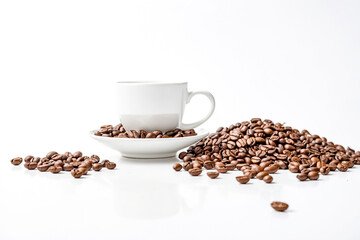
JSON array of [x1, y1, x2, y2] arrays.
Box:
[[320, 166, 330, 175], [54, 160, 64, 168], [11, 157, 23, 165], [271, 201, 289, 212], [46, 151, 58, 159], [178, 152, 187, 159], [216, 166, 228, 174], [189, 168, 202, 176], [236, 176, 250, 184], [226, 163, 236, 171], [48, 166, 62, 174], [207, 171, 219, 179], [173, 163, 182, 171], [25, 162, 38, 170], [100, 159, 110, 167], [24, 155, 34, 163], [296, 173, 308, 181], [243, 169, 256, 178], [183, 162, 193, 171], [77, 167, 88, 175], [90, 155, 100, 163], [37, 164, 49, 172], [63, 163, 74, 171], [92, 163, 103, 171], [308, 171, 319, 180], [72, 151, 82, 158], [204, 161, 215, 170], [264, 165, 278, 174], [71, 169, 83, 178], [106, 162, 116, 169], [337, 163, 347, 172], [193, 161, 202, 169], [256, 171, 269, 180], [263, 175, 273, 183]]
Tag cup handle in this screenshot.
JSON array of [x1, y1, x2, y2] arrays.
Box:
[[180, 91, 215, 130]]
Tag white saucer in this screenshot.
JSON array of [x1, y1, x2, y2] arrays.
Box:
[[89, 128, 208, 158]]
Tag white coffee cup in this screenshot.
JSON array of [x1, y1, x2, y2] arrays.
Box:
[[116, 81, 215, 132]]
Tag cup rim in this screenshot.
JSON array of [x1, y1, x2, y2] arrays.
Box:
[[116, 81, 187, 86]]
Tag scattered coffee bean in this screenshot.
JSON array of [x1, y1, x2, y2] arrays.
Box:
[[308, 171, 319, 180], [11, 157, 22, 165], [189, 168, 202, 176], [105, 161, 116, 169], [71, 169, 83, 178], [296, 173, 308, 181], [207, 171, 219, 179], [320, 166, 330, 175], [271, 201, 289, 212], [236, 176, 250, 184], [48, 166, 62, 174], [11, 151, 116, 178], [173, 163, 182, 171], [256, 171, 269, 180], [263, 175, 273, 183], [92, 163, 103, 171]]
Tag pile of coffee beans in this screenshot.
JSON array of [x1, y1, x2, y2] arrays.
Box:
[[94, 123, 197, 138], [174, 118, 360, 183], [11, 151, 116, 178]]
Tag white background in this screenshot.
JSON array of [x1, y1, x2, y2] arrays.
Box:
[[1, 1, 360, 239]]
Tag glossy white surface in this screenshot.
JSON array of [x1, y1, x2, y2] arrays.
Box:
[[89, 128, 208, 158], [1, 154, 360, 240]]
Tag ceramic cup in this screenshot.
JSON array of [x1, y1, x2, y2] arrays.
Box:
[[116, 81, 215, 132]]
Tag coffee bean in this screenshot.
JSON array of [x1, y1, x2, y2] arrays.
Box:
[[256, 171, 269, 180], [308, 171, 319, 180], [183, 162, 193, 171], [63, 163, 74, 171], [37, 164, 49, 172], [90, 155, 100, 163], [92, 163, 103, 171], [48, 166, 62, 174], [296, 173, 308, 181], [178, 152, 187, 159], [72, 151, 82, 158], [77, 167, 88, 175], [207, 171, 219, 179], [100, 159, 110, 167], [11, 157, 22, 165], [189, 168, 202, 176], [173, 163, 182, 171], [263, 175, 273, 183], [271, 201, 289, 212], [236, 176, 250, 184], [337, 163, 347, 172], [25, 162, 37, 170], [71, 169, 83, 178], [24, 155, 34, 163], [264, 165, 278, 174], [320, 166, 330, 175], [226, 163, 236, 171], [204, 161, 215, 170], [216, 166, 228, 174], [106, 162, 116, 169], [46, 151, 58, 159]]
